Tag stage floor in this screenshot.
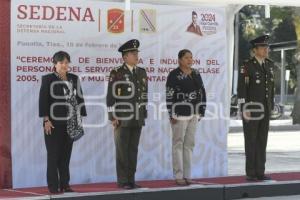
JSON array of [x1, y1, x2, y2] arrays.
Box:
[[1, 172, 300, 200]]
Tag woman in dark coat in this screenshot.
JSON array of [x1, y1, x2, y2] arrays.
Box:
[[166, 49, 206, 186], [39, 51, 87, 194]]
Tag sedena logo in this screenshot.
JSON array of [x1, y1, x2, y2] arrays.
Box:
[[17, 5, 95, 22]]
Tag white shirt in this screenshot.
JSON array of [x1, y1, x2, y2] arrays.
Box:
[[126, 64, 136, 73], [255, 56, 265, 66]]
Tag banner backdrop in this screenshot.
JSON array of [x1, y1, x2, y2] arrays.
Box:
[[11, 0, 229, 188]]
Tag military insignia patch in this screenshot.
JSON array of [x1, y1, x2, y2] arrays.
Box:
[[240, 66, 245, 74], [116, 72, 123, 80], [245, 76, 249, 85], [124, 74, 130, 81], [110, 73, 115, 82], [107, 9, 124, 33]]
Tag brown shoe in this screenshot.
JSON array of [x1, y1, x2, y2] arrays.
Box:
[[130, 183, 142, 189], [257, 175, 272, 181], [123, 183, 133, 190], [246, 176, 257, 181], [48, 188, 60, 194], [60, 185, 74, 193], [175, 179, 188, 186], [185, 179, 198, 185]]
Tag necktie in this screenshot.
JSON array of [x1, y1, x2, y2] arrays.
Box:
[[261, 62, 266, 72], [132, 68, 137, 80]]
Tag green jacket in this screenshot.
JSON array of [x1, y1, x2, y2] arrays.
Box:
[[237, 57, 275, 116], [106, 63, 148, 127]]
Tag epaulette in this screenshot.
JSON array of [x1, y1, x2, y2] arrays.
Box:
[[243, 59, 251, 65], [112, 66, 122, 72], [265, 58, 274, 63], [137, 66, 146, 71]]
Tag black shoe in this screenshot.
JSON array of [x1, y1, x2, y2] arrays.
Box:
[[130, 183, 141, 189], [257, 175, 272, 181], [117, 183, 129, 188], [48, 188, 60, 194], [60, 185, 74, 192], [117, 183, 133, 189], [122, 183, 133, 190], [246, 176, 257, 181]]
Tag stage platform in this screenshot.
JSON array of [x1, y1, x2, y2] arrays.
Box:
[[1, 172, 300, 200]]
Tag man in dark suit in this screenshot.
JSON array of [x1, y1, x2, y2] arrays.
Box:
[[106, 39, 148, 189], [187, 11, 203, 36], [237, 35, 275, 181]]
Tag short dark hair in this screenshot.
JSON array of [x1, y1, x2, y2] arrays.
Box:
[[122, 51, 128, 57], [122, 50, 138, 57], [52, 51, 71, 64], [192, 11, 197, 16], [178, 49, 192, 59]]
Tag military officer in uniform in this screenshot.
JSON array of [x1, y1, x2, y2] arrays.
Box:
[[237, 35, 275, 181], [106, 39, 148, 189]]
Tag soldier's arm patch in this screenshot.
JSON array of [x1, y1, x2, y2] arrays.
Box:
[[240, 66, 245, 74], [107, 106, 115, 112], [238, 98, 245, 104], [109, 73, 116, 82]]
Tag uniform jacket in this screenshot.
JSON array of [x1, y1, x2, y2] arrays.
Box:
[[237, 57, 275, 116], [106, 64, 148, 127]]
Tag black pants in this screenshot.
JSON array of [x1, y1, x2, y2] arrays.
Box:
[[44, 123, 73, 190], [243, 110, 270, 177], [114, 126, 142, 185]]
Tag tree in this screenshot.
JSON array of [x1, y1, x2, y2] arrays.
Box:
[[290, 7, 300, 124]]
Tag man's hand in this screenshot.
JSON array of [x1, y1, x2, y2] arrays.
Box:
[[112, 119, 119, 128], [242, 111, 251, 122]]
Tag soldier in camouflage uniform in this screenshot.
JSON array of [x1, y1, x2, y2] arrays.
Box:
[[106, 39, 148, 189], [237, 35, 275, 181]]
